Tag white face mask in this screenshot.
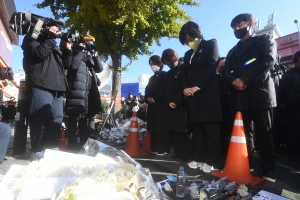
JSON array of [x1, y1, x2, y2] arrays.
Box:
[[167, 61, 178, 69], [150, 65, 160, 73]]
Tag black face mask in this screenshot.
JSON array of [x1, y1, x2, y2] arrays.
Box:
[[234, 26, 249, 39]]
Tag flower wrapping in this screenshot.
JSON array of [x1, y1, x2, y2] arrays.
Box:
[[1, 139, 160, 200]]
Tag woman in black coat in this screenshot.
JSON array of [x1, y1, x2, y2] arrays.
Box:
[[179, 21, 222, 172], [161, 49, 191, 161], [145, 55, 169, 155], [65, 41, 103, 150]]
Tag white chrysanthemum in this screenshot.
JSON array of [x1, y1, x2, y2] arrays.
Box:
[[163, 182, 172, 192], [199, 192, 207, 200], [124, 171, 135, 180], [237, 184, 249, 197], [107, 174, 117, 185], [190, 183, 199, 199]]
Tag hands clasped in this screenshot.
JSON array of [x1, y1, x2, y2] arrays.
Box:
[[183, 86, 199, 97], [232, 78, 247, 90]]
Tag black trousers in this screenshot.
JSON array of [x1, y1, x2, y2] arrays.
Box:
[[241, 109, 276, 171], [67, 115, 88, 145], [173, 131, 192, 158], [191, 122, 220, 166], [150, 130, 170, 153], [29, 87, 63, 152]]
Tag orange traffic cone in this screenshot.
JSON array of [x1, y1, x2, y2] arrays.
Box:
[[141, 130, 151, 154], [125, 112, 147, 157], [58, 128, 67, 150], [211, 111, 264, 185]]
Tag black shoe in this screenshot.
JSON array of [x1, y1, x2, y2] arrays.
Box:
[[262, 170, 276, 183]]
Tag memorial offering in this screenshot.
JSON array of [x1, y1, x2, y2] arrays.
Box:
[[0, 139, 160, 200]]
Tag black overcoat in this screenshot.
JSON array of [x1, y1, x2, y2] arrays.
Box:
[[145, 71, 168, 132], [182, 39, 222, 123], [222, 34, 277, 110], [22, 35, 72, 91], [65, 51, 103, 115], [165, 62, 186, 133]]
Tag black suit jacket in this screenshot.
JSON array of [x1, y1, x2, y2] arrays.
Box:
[[182, 39, 222, 123], [145, 71, 168, 131], [222, 34, 277, 110], [165, 62, 186, 132]]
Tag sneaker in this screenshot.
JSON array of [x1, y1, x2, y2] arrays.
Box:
[[263, 170, 276, 183], [200, 163, 214, 173], [150, 151, 167, 156], [187, 161, 202, 169], [156, 152, 167, 156]]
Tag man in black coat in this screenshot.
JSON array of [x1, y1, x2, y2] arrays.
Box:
[[280, 51, 300, 160], [21, 26, 72, 153], [65, 40, 103, 151], [222, 13, 277, 182]]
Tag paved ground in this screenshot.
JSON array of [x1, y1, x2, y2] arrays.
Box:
[[1, 123, 300, 199]]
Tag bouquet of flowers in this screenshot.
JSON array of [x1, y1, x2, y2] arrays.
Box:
[[1, 139, 160, 200]]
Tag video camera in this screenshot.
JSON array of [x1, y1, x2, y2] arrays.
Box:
[[0, 67, 13, 80], [72, 34, 97, 53], [9, 12, 74, 41]]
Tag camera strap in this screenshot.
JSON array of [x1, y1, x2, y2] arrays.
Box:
[[31, 19, 44, 40]]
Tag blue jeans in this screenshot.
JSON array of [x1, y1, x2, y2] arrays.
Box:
[[29, 87, 64, 152], [0, 122, 10, 163]]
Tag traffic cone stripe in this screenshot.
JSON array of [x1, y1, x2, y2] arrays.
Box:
[[131, 117, 138, 121], [230, 136, 246, 143], [234, 119, 243, 126], [129, 127, 139, 132]]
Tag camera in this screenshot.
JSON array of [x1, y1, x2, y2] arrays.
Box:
[[9, 12, 66, 40], [72, 34, 97, 53], [0, 67, 13, 80]]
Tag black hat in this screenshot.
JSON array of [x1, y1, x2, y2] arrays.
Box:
[[293, 51, 300, 63]]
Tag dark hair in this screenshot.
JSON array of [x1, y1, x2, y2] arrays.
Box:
[[149, 55, 164, 70], [161, 48, 178, 64], [179, 21, 204, 45], [230, 13, 254, 28], [293, 51, 300, 63]]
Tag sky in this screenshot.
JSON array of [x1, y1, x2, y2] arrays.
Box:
[[11, 0, 300, 83]]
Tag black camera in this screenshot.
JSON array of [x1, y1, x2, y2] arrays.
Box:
[[0, 67, 13, 80], [9, 12, 65, 40], [72, 35, 97, 53]]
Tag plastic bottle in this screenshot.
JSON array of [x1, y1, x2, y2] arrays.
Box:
[[176, 166, 186, 198]]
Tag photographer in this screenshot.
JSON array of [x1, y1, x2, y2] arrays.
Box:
[[0, 79, 11, 164], [21, 25, 72, 154], [65, 39, 103, 152]]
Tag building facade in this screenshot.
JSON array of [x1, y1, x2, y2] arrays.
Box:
[[0, 0, 18, 100], [276, 32, 300, 66]]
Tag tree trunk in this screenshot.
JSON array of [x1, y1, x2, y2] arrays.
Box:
[[111, 52, 122, 114]]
